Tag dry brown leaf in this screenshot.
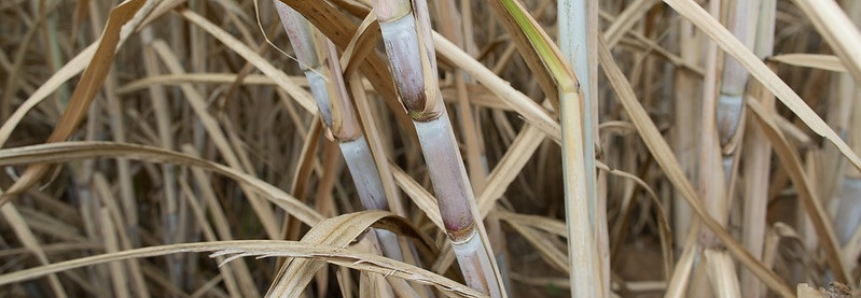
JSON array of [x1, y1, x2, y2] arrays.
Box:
[[340, 11, 381, 78], [268, 211, 435, 297], [0, 240, 488, 298], [0, 141, 325, 226], [769, 54, 847, 73], [116, 73, 308, 95], [2, 0, 158, 203], [432, 33, 562, 144], [792, 0, 861, 84]]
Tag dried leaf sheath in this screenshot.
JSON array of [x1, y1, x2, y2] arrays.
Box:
[[377, 11, 440, 120], [741, 1, 776, 296]]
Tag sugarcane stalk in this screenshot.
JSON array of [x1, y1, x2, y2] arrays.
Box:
[[487, 0, 601, 296], [708, 1, 758, 296], [717, 2, 758, 212], [435, 0, 512, 293], [672, 18, 701, 253], [740, 0, 775, 296], [833, 0, 861, 268], [558, 0, 608, 296], [273, 1, 402, 262], [691, 0, 741, 297], [698, 0, 726, 248], [716, 0, 754, 149], [370, 0, 503, 296]]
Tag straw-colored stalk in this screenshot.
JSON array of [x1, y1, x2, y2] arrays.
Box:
[[716, 0, 755, 148], [698, 0, 726, 248], [558, 0, 608, 296], [817, 0, 857, 211], [370, 0, 502, 296], [740, 0, 775, 296], [273, 1, 403, 262], [672, 17, 702, 253], [103, 56, 158, 292], [836, 88, 861, 269], [697, 1, 759, 297], [693, 0, 739, 296], [485, 0, 601, 296], [833, 0, 861, 272], [559, 77, 602, 298], [835, 40, 861, 259]]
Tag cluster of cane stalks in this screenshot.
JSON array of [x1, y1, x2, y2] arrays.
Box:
[[2, 0, 861, 298]]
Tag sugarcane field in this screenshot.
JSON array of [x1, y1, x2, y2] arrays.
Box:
[[2, 0, 861, 297]]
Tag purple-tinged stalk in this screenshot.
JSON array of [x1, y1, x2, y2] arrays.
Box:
[[434, 0, 512, 292], [369, 0, 503, 296], [274, 1, 401, 262]]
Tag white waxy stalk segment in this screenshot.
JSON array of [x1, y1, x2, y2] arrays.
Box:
[[716, 1, 752, 146], [339, 136, 389, 211], [717, 94, 744, 145], [413, 112, 475, 232], [451, 228, 502, 298], [305, 68, 334, 127], [834, 177, 861, 244], [371, 0, 503, 295], [274, 1, 404, 266]]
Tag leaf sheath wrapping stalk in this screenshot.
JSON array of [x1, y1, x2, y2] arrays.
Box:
[[379, 15, 440, 119]]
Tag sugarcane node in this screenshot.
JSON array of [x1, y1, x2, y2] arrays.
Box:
[[407, 109, 442, 122], [402, 92, 441, 122], [446, 222, 476, 243], [323, 127, 336, 142], [332, 125, 361, 143], [372, 1, 412, 23]]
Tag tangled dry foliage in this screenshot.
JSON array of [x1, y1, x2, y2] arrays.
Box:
[[1, 0, 861, 297]]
